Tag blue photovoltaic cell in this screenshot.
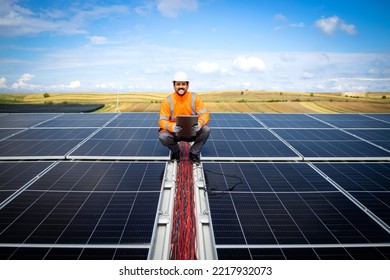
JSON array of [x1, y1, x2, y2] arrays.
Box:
[[209, 191, 390, 245], [0, 128, 96, 158], [253, 113, 332, 128], [350, 193, 390, 226], [1, 112, 389, 260], [205, 162, 390, 259], [204, 163, 337, 193], [107, 112, 159, 127], [36, 113, 117, 127], [0, 113, 61, 128], [202, 128, 299, 158], [68, 128, 167, 158], [274, 129, 390, 159], [1, 247, 149, 260], [0, 162, 164, 246], [314, 163, 390, 226], [216, 247, 390, 260], [273, 129, 358, 141], [0, 129, 24, 140], [309, 114, 390, 128], [209, 113, 263, 128], [345, 129, 390, 151], [364, 114, 390, 123], [314, 163, 390, 192], [0, 161, 53, 191]]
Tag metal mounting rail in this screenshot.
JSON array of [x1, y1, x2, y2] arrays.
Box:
[[193, 163, 218, 260], [148, 161, 177, 260]]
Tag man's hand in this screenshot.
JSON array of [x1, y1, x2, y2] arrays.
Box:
[[172, 124, 182, 133], [192, 122, 201, 132]]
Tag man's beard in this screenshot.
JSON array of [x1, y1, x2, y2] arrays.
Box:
[[177, 88, 186, 95]]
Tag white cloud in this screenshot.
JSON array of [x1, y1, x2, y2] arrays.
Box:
[[88, 36, 109, 45], [340, 22, 357, 35], [11, 73, 36, 89], [274, 13, 287, 21], [315, 16, 339, 35], [290, 22, 305, 28], [0, 0, 129, 36], [315, 16, 357, 35], [67, 80, 81, 89], [157, 0, 198, 17], [194, 61, 221, 74], [233, 56, 266, 72], [0, 77, 7, 88], [301, 71, 315, 79]]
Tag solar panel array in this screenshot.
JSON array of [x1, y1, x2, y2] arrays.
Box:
[[0, 112, 389, 260]]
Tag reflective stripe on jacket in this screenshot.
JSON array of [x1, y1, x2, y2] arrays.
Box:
[[158, 92, 210, 132]]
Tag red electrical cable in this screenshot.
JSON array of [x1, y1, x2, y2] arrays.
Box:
[[170, 141, 197, 260]]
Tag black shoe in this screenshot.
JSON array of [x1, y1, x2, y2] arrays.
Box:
[[170, 151, 180, 162], [189, 152, 201, 165]]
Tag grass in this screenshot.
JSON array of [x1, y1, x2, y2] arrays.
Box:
[[0, 90, 389, 113]]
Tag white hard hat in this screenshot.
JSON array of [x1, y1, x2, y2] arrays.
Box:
[[173, 71, 189, 82]]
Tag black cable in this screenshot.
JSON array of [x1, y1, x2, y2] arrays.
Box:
[[201, 167, 244, 198]]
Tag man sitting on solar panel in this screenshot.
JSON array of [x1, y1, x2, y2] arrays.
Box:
[[158, 71, 211, 164]]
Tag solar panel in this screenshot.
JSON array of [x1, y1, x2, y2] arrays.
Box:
[[0, 161, 164, 260], [36, 113, 117, 128], [273, 129, 390, 160], [314, 163, 390, 226], [1, 112, 389, 261], [345, 129, 390, 151], [202, 128, 301, 160], [364, 114, 390, 123], [67, 128, 168, 159], [1, 247, 149, 260], [204, 162, 390, 260], [0, 113, 61, 128], [216, 247, 390, 260], [106, 112, 159, 127], [310, 114, 390, 128], [209, 113, 264, 128], [0, 128, 96, 159], [0, 129, 24, 140], [253, 113, 333, 128], [0, 161, 53, 203]]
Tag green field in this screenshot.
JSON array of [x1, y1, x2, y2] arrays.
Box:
[[1, 91, 389, 113]]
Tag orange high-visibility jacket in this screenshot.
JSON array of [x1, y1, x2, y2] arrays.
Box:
[[159, 92, 210, 132]]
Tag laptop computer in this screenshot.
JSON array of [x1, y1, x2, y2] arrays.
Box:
[[176, 115, 198, 137]]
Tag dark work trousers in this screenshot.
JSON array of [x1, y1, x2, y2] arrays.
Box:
[[158, 125, 211, 155]]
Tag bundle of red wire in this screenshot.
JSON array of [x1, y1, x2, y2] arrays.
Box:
[[169, 141, 197, 260]]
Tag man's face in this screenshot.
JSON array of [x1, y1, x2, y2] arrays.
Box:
[[173, 81, 189, 96]]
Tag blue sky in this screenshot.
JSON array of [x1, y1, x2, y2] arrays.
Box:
[[0, 0, 389, 93]]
